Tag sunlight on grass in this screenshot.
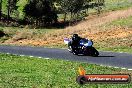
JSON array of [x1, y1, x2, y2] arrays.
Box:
[[0, 53, 132, 87], [102, 16, 132, 29], [105, 0, 132, 11]]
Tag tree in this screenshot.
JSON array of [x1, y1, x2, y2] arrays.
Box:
[[95, 0, 105, 15], [24, 0, 58, 26], [57, 0, 84, 22], [0, 0, 2, 20], [6, 0, 18, 22], [7, 0, 10, 21]]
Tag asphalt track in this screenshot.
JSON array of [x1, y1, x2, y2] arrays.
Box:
[[0, 45, 132, 69]]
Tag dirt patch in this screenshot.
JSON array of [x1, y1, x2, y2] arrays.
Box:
[[89, 28, 132, 40]]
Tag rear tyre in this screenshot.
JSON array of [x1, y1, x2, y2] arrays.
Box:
[[68, 42, 73, 53], [68, 46, 73, 53], [73, 50, 78, 55]]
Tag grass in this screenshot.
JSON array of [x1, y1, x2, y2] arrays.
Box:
[[101, 16, 132, 29], [104, 0, 132, 11], [94, 36, 132, 54], [0, 27, 57, 42], [96, 46, 132, 54], [0, 53, 132, 88]]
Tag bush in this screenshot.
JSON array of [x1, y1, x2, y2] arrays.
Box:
[[12, 29, 34, 41], [0, 30, 6, 37]]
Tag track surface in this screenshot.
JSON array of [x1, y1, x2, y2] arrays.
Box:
[[0, 45, 132, 69]]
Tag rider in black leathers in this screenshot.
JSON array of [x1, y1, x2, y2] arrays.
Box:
[[70, 34, 82, 54]]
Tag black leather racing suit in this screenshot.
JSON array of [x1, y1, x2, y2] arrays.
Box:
[[71, 36, 82, 53]]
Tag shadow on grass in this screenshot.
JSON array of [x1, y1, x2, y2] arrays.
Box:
[[0, 14, 87, 29]]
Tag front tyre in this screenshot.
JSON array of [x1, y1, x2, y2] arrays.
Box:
[[92, 47, 99, 57]]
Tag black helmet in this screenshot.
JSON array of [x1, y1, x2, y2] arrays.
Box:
[[72, 34, 79, 41], [73, 34, 78, 37]]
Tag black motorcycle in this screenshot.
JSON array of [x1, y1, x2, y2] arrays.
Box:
[[64, 38, 99, 56]]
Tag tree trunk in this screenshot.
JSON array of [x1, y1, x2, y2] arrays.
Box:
[[86, 8, 89, 14], [70, 11, 73, 21], [7, 0, 10, 24], [97, 0, 100, 16], [69, 12, 73, 26], [64, 13, 67, 22]]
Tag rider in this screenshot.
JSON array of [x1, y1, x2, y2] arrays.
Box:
[[71, 34, 82, 53]]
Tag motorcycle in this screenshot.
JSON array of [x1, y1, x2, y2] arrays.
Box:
[[64, 38, 99, 56]]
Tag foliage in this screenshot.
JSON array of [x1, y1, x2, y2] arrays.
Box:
[[1, 0, 131, 26], [16, 0, 28, 19], [1, 0, 18, 19], [8, 0, 18, 14], [24, 0, 58, 25], [1, 0, 8, 15]]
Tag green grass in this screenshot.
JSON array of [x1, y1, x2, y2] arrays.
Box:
[[0, 53, 132, 88], [104, 0, 132, 11], [101, 16, 132, 29], [94, 36, 132, 54], [96, 46, 132, 54], [0, 27, 57, 42]]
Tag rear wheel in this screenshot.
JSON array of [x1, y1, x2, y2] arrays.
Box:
[[73, 49, 78, 55], [68, 46, 73, 53]]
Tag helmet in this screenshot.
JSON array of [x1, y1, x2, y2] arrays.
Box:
[[73, 34, 78, 37], [72, 34, 79, 41]]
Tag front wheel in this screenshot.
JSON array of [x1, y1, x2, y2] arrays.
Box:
[[85, 47, 99, 56], [91, 47, 99, 57]]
